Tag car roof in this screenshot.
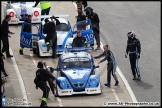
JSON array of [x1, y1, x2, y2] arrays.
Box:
[[60, 52, 92, 60], [42, 18, 69, 25]]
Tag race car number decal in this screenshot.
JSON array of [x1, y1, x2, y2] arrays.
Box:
[[86, 33, 93, 40]]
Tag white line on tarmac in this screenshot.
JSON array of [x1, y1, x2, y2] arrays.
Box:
[[112, 89, 120, 102], [9, 48, 29, 107], [72, 2, 137, 103], [29, 54, 63, 107]]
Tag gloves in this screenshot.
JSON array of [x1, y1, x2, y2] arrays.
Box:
[[137, 53, 140, 59], [125, 52, 128, 58]]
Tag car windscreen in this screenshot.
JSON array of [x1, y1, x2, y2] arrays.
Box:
[[56, 23, 68, 32], [61, 57, 91, 69]]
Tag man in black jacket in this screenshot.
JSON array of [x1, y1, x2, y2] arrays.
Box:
[[76, 7, 86, 23], [19, 15, 32, 55], [34, 61, 55, 107], [125, 31, 141, 81], [43, 16, 60, 58], [72, 30, 87, 47], [1, 15, 14, 58], [76, 7, 86, 30]]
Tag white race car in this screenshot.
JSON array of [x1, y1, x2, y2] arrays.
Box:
[[20, 15, 94, 57], [3, 1, 41, 24]]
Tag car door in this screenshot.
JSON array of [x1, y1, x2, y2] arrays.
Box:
[[72, 19, 94, 45], [20, 22, 41, 49]]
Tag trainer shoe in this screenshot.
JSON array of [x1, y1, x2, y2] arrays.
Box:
[[6, 55, 13, 58], [95, 46, 101, 50], [137, 75, 141, 81], [19, 50, 23, 55], [114, 80, 119, 86], [47, 44, 50, 52], [40, 101, 48, 107], [132, 76, 136, 80], [104, 82, 111, 87]]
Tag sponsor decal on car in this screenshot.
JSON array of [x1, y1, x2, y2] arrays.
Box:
[[11, 20, 16, 22], [33, 19, 38, 21]]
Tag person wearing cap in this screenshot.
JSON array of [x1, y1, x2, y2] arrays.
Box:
[[72, 30, 87, 47], [125, 31, 141, 81], [34, 61, 55, 107], [19, 15, 32, 55], [1, 15, 14, 58]]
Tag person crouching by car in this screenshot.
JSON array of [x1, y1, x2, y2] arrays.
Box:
[[72, 30, 87, 47], [19, 15, 32, 55]]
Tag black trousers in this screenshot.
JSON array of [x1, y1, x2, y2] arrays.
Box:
[[45, 35, 51, 45], [37, 82, 50, 100], [1, 36, 10, 56], [41, 7, 51, 21], [93, 26, 100, 46], [1, 59, 7, 75], [107, 62, 118, 83], [52, 36, 57, 58], [129, 54, 141, 77]]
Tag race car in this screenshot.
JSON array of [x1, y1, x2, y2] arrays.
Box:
[[52, 48, 101, 96], [20, 15, 94, 57], [3, 1, 41, 24]]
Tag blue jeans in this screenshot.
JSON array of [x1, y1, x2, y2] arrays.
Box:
[[41, 7, 51, 21]]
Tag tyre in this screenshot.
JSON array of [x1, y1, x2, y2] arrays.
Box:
[[36, 43, 40, 57], [54, 84, 58, 97], [33, 48, 36, 54], [55, 84, 60, 97]]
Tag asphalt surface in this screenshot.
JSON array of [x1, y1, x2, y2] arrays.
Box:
[[1, 1, 134, 107], [88, 1, 161, 103], [1, 1, 160, 107]]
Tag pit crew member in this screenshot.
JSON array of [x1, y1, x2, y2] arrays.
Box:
[[34, 61, 56, 107], [19, 15, 32, 55], [84, 6, 101, 50]]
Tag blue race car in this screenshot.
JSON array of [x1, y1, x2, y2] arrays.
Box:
[[52, 47, 101, 97], [20, 15, 94, 57]]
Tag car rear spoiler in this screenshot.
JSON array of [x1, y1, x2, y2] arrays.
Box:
[[37, 14, 69, 19], [56, 47, 92, 52]]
